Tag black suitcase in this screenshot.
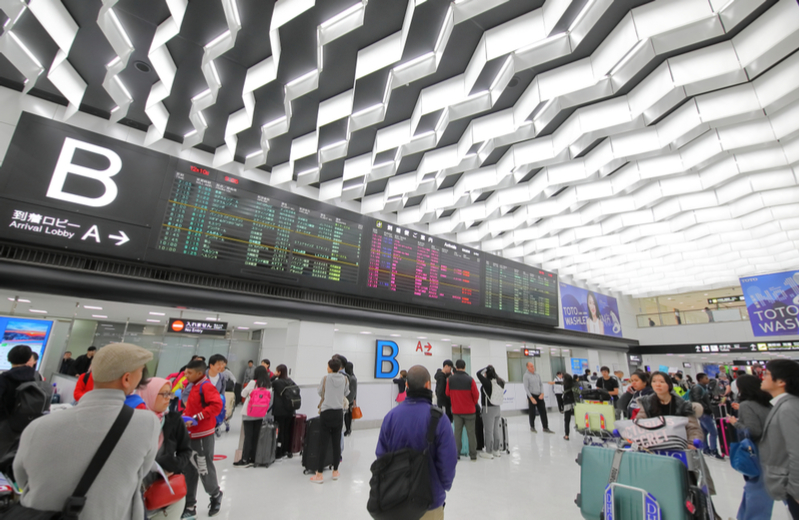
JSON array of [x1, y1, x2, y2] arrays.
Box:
[[254, 419, 277, 467], [302, 416, 334, 474]]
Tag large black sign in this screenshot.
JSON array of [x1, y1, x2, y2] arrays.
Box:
[[167, 318, 228, 336], [0, 113, 560, 327], [630, 340, 799, 355], [707, 296, 744, 304]]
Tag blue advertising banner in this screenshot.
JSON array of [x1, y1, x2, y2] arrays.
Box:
[[560, 283, 623, 337], [739, 270, 799, 337], [0, 316, 54, 371]]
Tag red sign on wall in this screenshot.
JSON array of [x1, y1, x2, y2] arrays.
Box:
[[416, 341, 433, 356]]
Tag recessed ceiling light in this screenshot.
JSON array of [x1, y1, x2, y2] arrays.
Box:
[[92, 315, 107, 319], [84, 305, 103, 310], [505, 344, 512, 347], [8, 298, 31, 303], [360, 331, 372, 335], [149, 312, 165, 316], [206, 317, 217, 321], [704, 294, 708, 296], [147, 319, 161, 323], [667, 298, 672, 300], [417, 336, 427, 339], [254, 321, 267, 325], [334, 328, 339, 331], [29, 309, 47, 314], [441, 338, 451, 341], [390, 334, 401, 337], [237, 326, 249, 330]]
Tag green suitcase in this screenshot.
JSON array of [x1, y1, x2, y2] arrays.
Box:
[[576, 446, 692, 520]]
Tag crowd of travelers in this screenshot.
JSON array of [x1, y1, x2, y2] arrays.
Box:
[[0, 342, 796, 520]]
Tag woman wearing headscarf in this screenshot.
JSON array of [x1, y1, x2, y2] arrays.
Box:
[[139, 377, 192, 520]]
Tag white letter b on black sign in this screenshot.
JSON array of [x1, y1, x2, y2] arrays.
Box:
[[46, 137, 121, 207]]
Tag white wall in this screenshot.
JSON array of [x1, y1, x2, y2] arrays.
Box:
[[632, 319, 796, 345]]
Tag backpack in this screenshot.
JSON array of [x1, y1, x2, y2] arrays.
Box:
[[280, 384, 302, 410], [488, 380, 504, 406], [247, 387, 271, 418], [367, 407, 443, 520], [199, 381, 226, 426], [9, 381, 52, 433], [225, 378, 235, 392], [684, 384, 705, 402]]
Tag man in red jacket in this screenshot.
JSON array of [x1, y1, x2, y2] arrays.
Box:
[[446, 359, 480, 461], [182, 359, 224, 519]]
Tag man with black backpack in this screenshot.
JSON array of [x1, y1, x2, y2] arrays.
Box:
[[371, 365, 457, 520], [0, 345, 48, 459], [691, 373, 723, 459]]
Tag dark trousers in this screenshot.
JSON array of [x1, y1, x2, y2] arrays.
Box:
[[185, 435, 220, 509], [275, 414, 293, 457], [564, 409, 574, 437], [555, 394, 564, 412], [788, 496, 799, 520], [318, 409, 343, 472], [528, 397, 548, 429], [241, 419, 261, 463], [344, 407, 352, 434]]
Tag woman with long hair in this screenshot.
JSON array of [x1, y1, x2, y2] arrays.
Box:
[[272, 364, 298, 459], [727, 375, 774, 520], [635, 371, 703, 444], [562, 374, 581, 440], [234, 366, 271, 467], [586, 292, 605, 335]]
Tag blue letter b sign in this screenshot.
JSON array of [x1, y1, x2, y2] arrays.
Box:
[[375, 340, 399, 379]]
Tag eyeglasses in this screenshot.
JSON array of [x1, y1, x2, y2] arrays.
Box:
[[157, 392, 172, 399]]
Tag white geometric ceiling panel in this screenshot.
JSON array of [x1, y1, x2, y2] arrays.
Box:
[[0, 0, 797, 297]]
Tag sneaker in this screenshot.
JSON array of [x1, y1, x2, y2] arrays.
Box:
[[478, 451, 493, 459], [233, 459, 248, 467], [470, 457, 477, 461], [181, 508, 197, 519], [492, 451, 501, 458], [713, 452, 725, 460], [287, 453, 293, 459], [543, 429, 555, 434], [215, 428, 222, 438], [530, 428, 538, 433], [208, 491, 223, 517], [225, 423, 230, 432]]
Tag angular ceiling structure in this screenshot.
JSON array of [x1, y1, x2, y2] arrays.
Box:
[[0, 0, 797, 297]]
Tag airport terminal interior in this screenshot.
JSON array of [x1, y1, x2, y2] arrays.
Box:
[[0, 0, 798, 519]]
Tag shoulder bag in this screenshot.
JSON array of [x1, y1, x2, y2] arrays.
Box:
[[3, 404, 133, 519], [729, 428, 760, 477]]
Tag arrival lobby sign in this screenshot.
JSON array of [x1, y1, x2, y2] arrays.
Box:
[[739, 270, 799, 336]]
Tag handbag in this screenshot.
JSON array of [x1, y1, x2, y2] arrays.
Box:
[[730, 429, 760, 477], [143, 473, 187, 511], [351, 406, 363, 420], [2, 405, 133, 519], [615, 415, 690, 450]]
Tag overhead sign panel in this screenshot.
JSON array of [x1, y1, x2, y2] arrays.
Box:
[[167, 318, 228, 336], [707, 296, 744, 304], [739, 270, 799, 336], [0, 113, 560, 328], [559, 283, 622, 337]]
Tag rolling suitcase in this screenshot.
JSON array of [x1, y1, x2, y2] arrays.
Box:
[[498, 417, 510, 454], [254, 419, 278, 467], [302, 416, 334, 474], [576, 446, 693, 520], [291, 413, 307, 454]]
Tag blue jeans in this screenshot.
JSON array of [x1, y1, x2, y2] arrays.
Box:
[[737, 475, 774, 520], [699, 414, 718, 453]]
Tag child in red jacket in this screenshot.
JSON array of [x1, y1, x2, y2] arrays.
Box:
[[181, 360, 224, 518]]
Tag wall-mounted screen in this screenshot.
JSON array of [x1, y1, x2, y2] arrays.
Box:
[[0, 113, 560, 328], [559, 283, 622, 337], [0, 316, 53, 371]]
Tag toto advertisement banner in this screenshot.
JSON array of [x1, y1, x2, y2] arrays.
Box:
[[740, 270, 799, 337], [560, 283, 623, 337]]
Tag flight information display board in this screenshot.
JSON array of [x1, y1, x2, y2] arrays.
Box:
[[365, 221, 481, 310], [0, 113, 560, 328], [484, 257, 558, 325], [148, 165, 363, 289]]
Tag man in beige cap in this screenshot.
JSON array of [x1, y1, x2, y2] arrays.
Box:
[[13, 343, 161, 520]]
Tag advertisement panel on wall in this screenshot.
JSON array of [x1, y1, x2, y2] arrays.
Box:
[[0, 316, 54, 371], [560, 283, 623, 337], [739, 270, 799, 337]]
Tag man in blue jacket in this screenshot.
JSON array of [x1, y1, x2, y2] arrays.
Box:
[[377, 365, 458, 519]]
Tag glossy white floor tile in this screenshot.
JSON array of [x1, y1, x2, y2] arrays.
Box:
[[194, 409, 793, 520]]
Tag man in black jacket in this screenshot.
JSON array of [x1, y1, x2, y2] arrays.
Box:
[[69, 346, 96, 376], [434, 360, 454, 421], [0, 344, 38, 458], [58, 351, 74, 375], [691, 373, 722, 459]]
